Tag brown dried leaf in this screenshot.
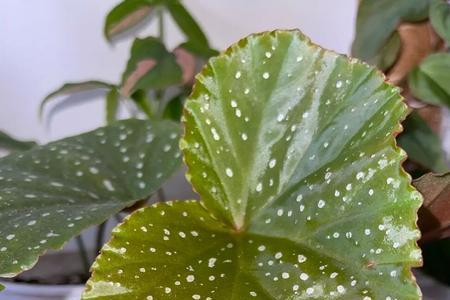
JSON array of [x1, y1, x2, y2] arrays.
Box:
[[388, 22, 443, 84], [413, 172, 450, 243]]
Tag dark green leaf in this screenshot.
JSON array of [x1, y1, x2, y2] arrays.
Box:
[[162, 93, 184, 121], [104, 0, 154, 41], [167, 1, 209, 50], [0, 119, 182, 278], [0, 131, 37, 152], [130, 90, 153, 119], [375, 31, 401, 71], [121, 37, 182, 97], [180, 40, 219, 59], [352, 0, 432, 69], [398, 112, 448, 173], [430, 0, 450, 44], [409, 53, 450, 107], [84, 30, 422, 299], [106, 88, 120, 124], [41, 81, 114, 117]]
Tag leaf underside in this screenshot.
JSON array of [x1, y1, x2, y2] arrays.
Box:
[[0, 119, 181, 278], [84, 30, 422, 299]]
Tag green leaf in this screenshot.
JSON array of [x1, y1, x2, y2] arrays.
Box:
[[106, 88, 120, 124], [352, 0, 432, 69], [130, 90, 153, 119], [409, 53, 450, 107], [398, 112, 448, 173], [121, 37, 182, 97], [84, 30, 422, 299], [180, 40, 219, 59], [104, 0, 154, 41], [41, 81, 114, 117], [0, 119, 182, 278], [162, 93, 184, 121], [167, 1, 210, 50], [430, 0, 450, 44], [374, 31, 401, 71], [0, 131, 37, 152]]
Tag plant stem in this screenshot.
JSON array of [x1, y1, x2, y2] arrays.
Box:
[[157, 188, 166, 202], [95, 221, 107, 256], [157, 8, 165, 43], [75, 235, 90, 276]]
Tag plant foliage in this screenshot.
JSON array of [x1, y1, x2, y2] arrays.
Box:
[[83, 30, 422, 299]]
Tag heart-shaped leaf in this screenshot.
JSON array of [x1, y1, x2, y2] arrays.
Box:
[[409, 53, 450, 107], [121, 37, 182, 97], [84, 30, 422, 299], [352, 0, 432, 69], [0, 119, 181, 278], [430, 0, 450, 44], [0, 131, 37, 152], [398, 112, 448, 173], [104, 0, 154, 41]]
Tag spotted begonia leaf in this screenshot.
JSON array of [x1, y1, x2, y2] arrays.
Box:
[[0, 119, 181, 278], [83, 30, 422, 299]]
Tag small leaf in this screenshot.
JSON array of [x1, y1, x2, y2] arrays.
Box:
[[162, 93, 184, 121], [130, 90, 153, 118], [85, 30, 422, 299], [0, 119, 182, 278], [106, 87, 120, 124], [121, 37, 182, 97], [41, 81, 113, 117], [180, 40, 219, 58], [104, 0, 153, 41], [413, 172, 450, 242], [430, 0, 450, 44], [408, 53, 450, 107], [167, 1, 209, 51], [352, 0, 432, 69], [0, 131, 37, 152], [398, 112, 448, 173]]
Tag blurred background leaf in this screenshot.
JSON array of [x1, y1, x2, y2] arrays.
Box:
[[104, 0, 155, 41], [121, 37, 182, 97], [41, 81, 114, 117], [398, 112, 448, 173], [430, 0, 450, 44], [352, 0, 432, 70], [0, 131, 37, 152], [409, 53, 450, 107], [162, 93, 184, 121], [167, 1, 209, 51]]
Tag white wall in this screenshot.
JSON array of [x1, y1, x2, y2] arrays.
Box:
[[0, 0, 358, 143]]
